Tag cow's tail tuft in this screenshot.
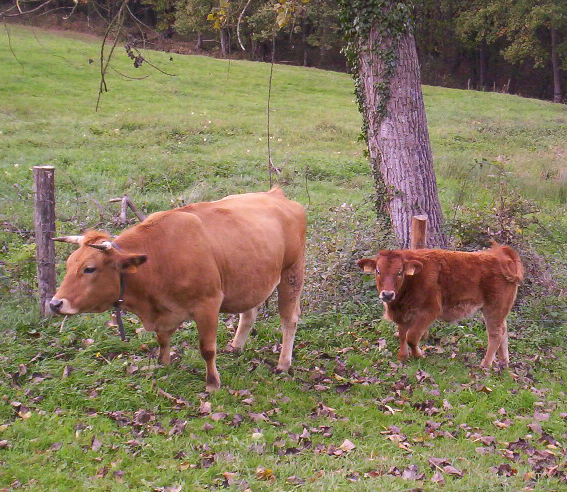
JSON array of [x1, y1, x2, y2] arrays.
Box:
[[491, 240, 524, 283]]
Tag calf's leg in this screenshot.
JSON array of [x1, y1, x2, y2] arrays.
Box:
[[276, 258, 304, 373], [398, 312, 438, 362], [156, 330, 174, 364], [481, 316, 509, 368], [227, 306, 259, 352]]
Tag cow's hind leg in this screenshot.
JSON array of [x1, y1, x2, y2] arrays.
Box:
[[276, 258, 304, 373], [227, 306, 259, 353], [193, 303, 222, 391]]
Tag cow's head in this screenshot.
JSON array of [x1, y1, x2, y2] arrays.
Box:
[[50, 230, 147, 315], [357, 251, 422, 303]]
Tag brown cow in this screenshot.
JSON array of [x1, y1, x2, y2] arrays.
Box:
[[357, 242, 523, 368], [50, 188, 306, 391]]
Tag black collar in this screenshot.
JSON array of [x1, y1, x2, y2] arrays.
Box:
[[114, 272, 127, 341]]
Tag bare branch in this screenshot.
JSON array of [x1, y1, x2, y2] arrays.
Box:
[[109, 64, 150, 80], [63, 0, 79, 20], [237, 0, 252, 51], [3, 22, 24, 72], [96, 0, 128, 111], [109, 196, 146, 223], [1, 0, 55, 18], [267, 34, 276, 187]]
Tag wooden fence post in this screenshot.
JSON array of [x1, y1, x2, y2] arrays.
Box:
[[410, 215, 428, 249], [33, 166, 56, 316]]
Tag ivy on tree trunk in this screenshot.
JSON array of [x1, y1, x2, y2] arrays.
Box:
[[340, 0, 447, 248]]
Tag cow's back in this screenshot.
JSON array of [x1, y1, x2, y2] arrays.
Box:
[[178, 189, 306, 312]]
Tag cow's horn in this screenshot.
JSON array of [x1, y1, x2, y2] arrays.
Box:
[[53, 235, 84, 244], [88, 241, 113, 251]]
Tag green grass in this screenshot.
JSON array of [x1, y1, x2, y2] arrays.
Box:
[[2, 25, 567, 491]]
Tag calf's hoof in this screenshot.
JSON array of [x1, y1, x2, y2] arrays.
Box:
[[205, 380, 221, 393], [397, 353, 410, 363]]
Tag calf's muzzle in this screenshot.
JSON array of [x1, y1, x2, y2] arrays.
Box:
[[380, 290, 395, 302]]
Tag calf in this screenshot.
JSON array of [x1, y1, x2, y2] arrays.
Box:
[[357, 242, 523, 367]]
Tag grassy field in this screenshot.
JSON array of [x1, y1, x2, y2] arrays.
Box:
[[2, 24, 567, 491]]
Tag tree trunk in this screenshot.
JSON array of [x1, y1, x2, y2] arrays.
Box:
[[220, 27, 230, 57], [479, 38, 487, 90], [196, 33, 203, 51], [551, 27, 562, 103], [359, 24, 447, 248], [302, 18, 309, 66]]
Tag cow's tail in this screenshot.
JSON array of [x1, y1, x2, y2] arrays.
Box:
[[491, 240, 524, 283]]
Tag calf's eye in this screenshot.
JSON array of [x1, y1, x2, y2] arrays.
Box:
[[83, 266, 96, 274]]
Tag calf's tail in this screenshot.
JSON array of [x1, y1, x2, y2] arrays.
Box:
[[491, 240, 524, 283]]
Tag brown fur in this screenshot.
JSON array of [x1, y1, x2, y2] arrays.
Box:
[[357, 242, 523, 368], [51, 188, 306, 391]]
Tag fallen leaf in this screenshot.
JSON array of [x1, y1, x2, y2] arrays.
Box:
[[339, 439, 356, 453], [431, 471, 445, 485], [286, 475, 305, 485], [443, 465, 464, 477], [199, 401, 212, 415], [255, 467, 274, 481], [533, 411, 550, 422], [402, 464, 424, 480], [91, 436, 103, 452], [490, 463, 517, 477]]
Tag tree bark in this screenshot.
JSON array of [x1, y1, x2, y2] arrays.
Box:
[[359, 24, 447, 248], [551, 27, 562, 103]]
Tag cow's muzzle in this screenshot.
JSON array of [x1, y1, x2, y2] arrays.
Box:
[[379, 290, 395, 302], [49, 297, 78, 315], [49, 297, 63, 314]]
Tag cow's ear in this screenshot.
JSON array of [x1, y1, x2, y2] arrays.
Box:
[[405, 260, 423, 276], [119, 254, 147, 273], [357, 258, 377, 274]]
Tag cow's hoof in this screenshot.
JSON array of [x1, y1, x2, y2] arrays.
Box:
[[225, 344, 243, 354], [275, 363, 291, 374]]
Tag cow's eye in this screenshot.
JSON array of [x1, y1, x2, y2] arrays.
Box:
[[375, 269, 380, 275], [83, 266, 96, 274], [397, 270, 403, 276]]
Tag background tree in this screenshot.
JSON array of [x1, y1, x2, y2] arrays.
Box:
[[175, 0, 216, 49], [339, 0, 447, 248]]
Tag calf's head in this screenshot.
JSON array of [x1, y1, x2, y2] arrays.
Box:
[[357, 251, 422, 303], [50, 231, 147, 315]]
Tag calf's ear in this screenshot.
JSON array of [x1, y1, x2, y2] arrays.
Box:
[[405, 260, 423, 276], [119, 254, 148, 273], [357, 258, 377, 273]]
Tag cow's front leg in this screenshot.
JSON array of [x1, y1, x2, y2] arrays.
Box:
[[194, 305, 221, 392]]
